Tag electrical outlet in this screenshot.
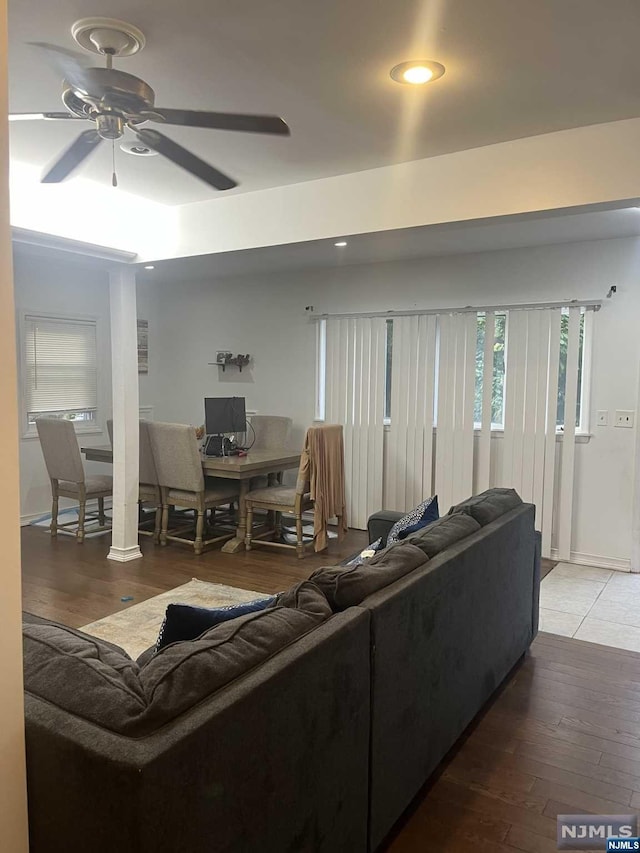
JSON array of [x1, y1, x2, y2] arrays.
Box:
[[614, 410, 635, 428]]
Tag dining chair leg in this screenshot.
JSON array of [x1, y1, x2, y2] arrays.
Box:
[[160, 504, 169, 546], [295, 514, 305, 559], [77, 498, 86, 544], [50, 480, 59, 538], [245, 503, 254, 550], [98, 497, 106, 526], [195, 510, 205, 555], [153, 505, 162, 543]]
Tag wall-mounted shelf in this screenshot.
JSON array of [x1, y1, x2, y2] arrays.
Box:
[[208, 352, 252, 373]]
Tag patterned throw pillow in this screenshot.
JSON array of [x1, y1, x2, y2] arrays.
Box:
[[386, 495, 439, 546], [346, 538, 384, 567]]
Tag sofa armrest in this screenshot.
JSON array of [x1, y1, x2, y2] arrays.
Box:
[[532, 531, 541, 640], [367, 510, 404, 546]]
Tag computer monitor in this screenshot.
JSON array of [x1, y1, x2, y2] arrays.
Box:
[[204, 397, 247, 435]]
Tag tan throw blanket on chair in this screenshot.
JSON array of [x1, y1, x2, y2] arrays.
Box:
[[302, 424, 348, 552]]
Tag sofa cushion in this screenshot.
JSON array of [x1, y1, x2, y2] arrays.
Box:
[[156, 595, 275, 651], [449, 488, 522, 526], [23, 581, 331, 737], [23, 623, 146, 732], [406, 513, 481, 558], [310, 542, 428, 611], [387, 495, 439, 546]]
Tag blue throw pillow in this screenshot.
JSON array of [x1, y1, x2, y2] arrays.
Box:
[[346, 537, 384, 567], [386, 495, 439, 546], [156, 596, 275, 651]]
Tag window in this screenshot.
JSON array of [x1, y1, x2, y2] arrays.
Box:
[[23, 314, 98, 434], [382, 311, 589, 432], [384, 319, 393, 421], [315, 318, 327, 421], [474, 313, 507, 428], [557, 310, 586, 429]]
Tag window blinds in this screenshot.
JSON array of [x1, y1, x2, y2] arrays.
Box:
[[24, 315, 98, 417], [319, 302, 593, 559], [325, 316, 386, 529], [386, 315, 437, 512]]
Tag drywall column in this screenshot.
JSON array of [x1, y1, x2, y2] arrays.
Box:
[[0, 0, 29, 846], [108, 265, 142, 562]]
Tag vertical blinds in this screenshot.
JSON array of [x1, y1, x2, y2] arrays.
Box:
[[386, 315, 437, 512], [320, 303, 591, 559], [24, 315, 98, 416], [325, 317, 386, 528]]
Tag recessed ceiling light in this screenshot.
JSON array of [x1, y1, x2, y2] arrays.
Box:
[[390, 60, 445, 85], [144, 265, 155, 270], [334, 241, 348, 247]]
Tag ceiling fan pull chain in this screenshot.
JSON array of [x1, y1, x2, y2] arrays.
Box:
[[111, 139, 118, 187]]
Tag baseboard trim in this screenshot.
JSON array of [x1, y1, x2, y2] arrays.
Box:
[[21, 511, 48, 526], [107, 545, 143, 563], [22, 498, 114, 527], [550, 548, 631, 573]]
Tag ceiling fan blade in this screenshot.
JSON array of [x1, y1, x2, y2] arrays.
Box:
[[151, 108, 290, 136], [29, 41, 92, 90], [42, 129, 102, 183], [9, 112, 81, 122], [135, 128, 238, 191]]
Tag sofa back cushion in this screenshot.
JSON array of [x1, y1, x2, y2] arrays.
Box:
[[406, 512, 481, 558], [310, 542, 428, 611], [23, 581, 331, 737], [449, 487, 522, 526]]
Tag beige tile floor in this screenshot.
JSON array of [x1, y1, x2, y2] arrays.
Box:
[[539, 563, 640, 652]]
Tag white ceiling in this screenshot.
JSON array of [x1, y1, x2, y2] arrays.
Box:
[[8, 0, 640, 205], [136, 206, 640, 283]]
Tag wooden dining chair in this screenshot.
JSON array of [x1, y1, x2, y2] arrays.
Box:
[[36, 417, 112, 543], [147, 421, 240, 555], [107, 417, 162, 541], [138, 419, 162, 542], [244, 424, 347, 558], [250, 415, 292, 452], [249, 415, 293, 489]]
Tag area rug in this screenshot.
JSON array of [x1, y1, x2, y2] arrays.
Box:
[[80, 579, 270, 659], [30, 505, 112, 539]]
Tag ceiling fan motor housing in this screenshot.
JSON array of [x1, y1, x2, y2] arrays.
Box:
[[61, 68, 156, 138]]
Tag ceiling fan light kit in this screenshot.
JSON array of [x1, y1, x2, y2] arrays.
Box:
[[14, 17, 290, 191], [120, 141, 158, 157]]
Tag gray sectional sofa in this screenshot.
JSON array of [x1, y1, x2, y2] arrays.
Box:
[[23, 488, 540, 852]]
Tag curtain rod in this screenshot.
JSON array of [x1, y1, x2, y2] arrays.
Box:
[[310, 299, 602, 321]]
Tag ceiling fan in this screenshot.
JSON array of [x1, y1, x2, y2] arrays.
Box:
[[10, 17, 290, 190]]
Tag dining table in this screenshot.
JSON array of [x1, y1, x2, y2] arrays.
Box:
[[80, 445, 301, 553]]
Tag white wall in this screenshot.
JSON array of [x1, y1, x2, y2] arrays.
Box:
[[172, 118, 640, 262], [13, 251, 114, 521], [144, 236, 640, 567]]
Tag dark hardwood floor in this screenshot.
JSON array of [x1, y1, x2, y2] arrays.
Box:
[[21, 524, 369, 627], [385, 631, 640, 851], [21, 527, 636, 852]]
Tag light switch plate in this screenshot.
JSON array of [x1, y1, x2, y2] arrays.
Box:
[[596, 411, 608, 426], [614, 410, 635, 428]]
